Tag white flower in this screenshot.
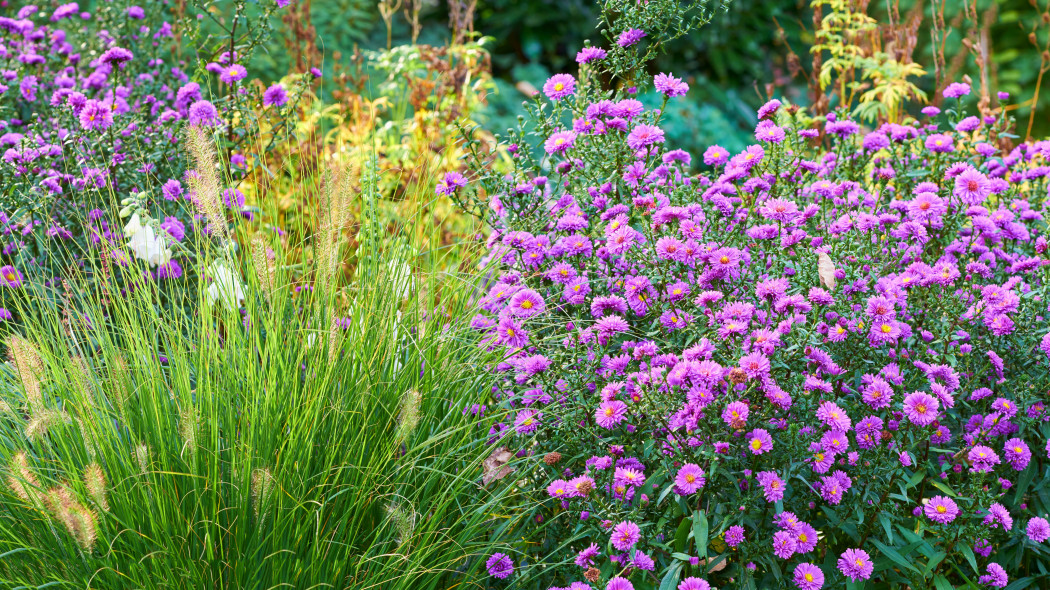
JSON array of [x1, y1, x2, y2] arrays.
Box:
[[124, 213, 172, 267], [206, 261, 246, 310]]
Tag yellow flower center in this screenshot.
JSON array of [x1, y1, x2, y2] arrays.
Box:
[[521, 300, 533, 309], [936, 505, 946, 513], [751, 439, 762, 450]]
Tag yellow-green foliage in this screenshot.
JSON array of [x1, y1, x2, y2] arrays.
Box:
[[811, 0, 927, 122]]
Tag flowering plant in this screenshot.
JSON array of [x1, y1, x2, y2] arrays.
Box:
[[457, 2, 1050, 588], [0, 1, 302, 321]]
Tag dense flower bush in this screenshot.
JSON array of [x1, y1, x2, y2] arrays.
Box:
[[459, 3, 1050, 588], [0, 1, 300, 318]]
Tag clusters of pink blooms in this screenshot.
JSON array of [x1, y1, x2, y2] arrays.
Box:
[[463, 46, 1050, 590]]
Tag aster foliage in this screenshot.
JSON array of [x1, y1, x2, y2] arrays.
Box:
[[455, 5, 1050, 590]]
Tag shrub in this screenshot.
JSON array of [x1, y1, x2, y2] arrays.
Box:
[[0, 1, 301, 319], [459, 2, 1050, 588]]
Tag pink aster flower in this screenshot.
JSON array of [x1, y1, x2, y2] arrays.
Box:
[[507, 289, 545, 318], [978, 563, 1008, 588], [654, 73, 688, 97], [678, 578, 711, 590], [1027, 517, 1050, 543], [925, 495, 959, 524], [902, 392, 940, 426], [756, 470, 785, 502], [953, 166, 991, 205], [724, 525, 745, 547], [626, 124, 665, 151], [837, 548, 873, 582], [793, 562, 824, 590], [772, 530, 797, 559], [611, 521, 641, 551], [485, 552, 514, 579], [576, 47, 607, 63], [722, 401, 749, 429], [747, 428, 773, 455], [543, 73, 576, 101], [545, 130, 577, 154], [675, 463, 706, 494], [1004, 438, 1032, 471], [968, 445, 1001, 473], [617, 28, 647, 47], [595, 400, 628, 429]]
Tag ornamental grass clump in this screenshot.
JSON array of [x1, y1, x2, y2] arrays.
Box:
[[456, 2, 1050, 588], [0, 145, 509, 588]]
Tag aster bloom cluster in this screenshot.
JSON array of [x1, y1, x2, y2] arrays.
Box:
[[463, 27, 1050, 589], [0, 1, 299, 319]]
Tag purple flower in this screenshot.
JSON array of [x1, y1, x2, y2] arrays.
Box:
[[513, 409, 541, 435], [576, 47, 607, 63], [903, 392, 939, 426], [545, 130, 577, 154], [595, 400, 628, 429], [703, 145, 728, 166], [968, 445, 1001, 473], [675, 463, 705, 494], [630, 549, 655, 571], [747, 428, 773, 454], [943, 82, 971, 98], [724, 525, 745, 547], [755, 120, 785, 143], [436, 172, 467, 196], [100, 47, 134, 66], [543, 74, 576, 100], [78, 99, 113, 131], [837, 548, 873, 581], [1, 265, 24, 288], [611, 520, 641, 550], [925, 133, 954, 153], [1027, 517, 1050, 543], [654, 73, 688, 97], [756, 471, 785, 502], [757, 99, 782, 119], [485, 552, 514, 579], [678, 579, 711, 590], [793, 562, 824, 590], [617, 28, 647, 47], [507, 289, 544, 318], [156, 259, 183, 279], [607, 577, 634, 590], [626, 124, 665, 151], [219, 64, 248, 85], [925, 496, 959, 524], [773, 530, 797, 559], [263, 83, 288, 107], [953, 166, 990, 205], [1004, 438, 1031, 471], [978, 563, 1008, 588], [188, 100, 221, 126]]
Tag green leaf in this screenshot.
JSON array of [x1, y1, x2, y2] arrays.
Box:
[[658, 561, 683, 590], [1014, 464, 1036, 505], [692, 509, 709, 561], [930, 481, 957, 497], [905, 469, 924, 490], [959, 544, 978, 574], [671, 552, 692, 561], [879, 512, 894, 544], [933, 574, 955, 590], [871, 539, 921, 574], [1003, 577, 1033, 590]]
